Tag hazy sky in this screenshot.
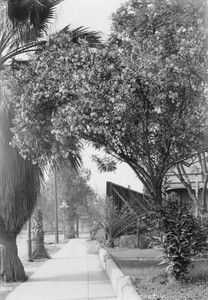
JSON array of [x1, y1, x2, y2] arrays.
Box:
[[54, 0, 143, 194], [55, 0, 126, 38]]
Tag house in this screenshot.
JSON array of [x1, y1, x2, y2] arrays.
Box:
[[165, 163, 208, 214]]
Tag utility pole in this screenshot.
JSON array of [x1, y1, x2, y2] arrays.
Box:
[[60, 201, 69, 239], [27, 218, 33, 262], [76, 216, 79, 238], [54, 166, 59, 243]]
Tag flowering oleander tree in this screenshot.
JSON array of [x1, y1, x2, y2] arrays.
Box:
[[11, 0, 207, 208], [10, 28, 101, 166]]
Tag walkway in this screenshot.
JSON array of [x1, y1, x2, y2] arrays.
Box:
[[7, 238, 117, 300]]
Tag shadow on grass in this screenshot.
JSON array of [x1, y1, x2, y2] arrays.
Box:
[[114, 258, 163, 280], [114, 259, 160, 269]]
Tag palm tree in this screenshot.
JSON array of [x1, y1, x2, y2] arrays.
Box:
[[7, 0, 61, 39], [31, 207, 49, 259], [0, 0, 101, 282], [0, 101, 42, 281], [0, 0, 62, 282]]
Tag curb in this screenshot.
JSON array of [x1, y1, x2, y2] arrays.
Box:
[[98, 246, 142, 300]]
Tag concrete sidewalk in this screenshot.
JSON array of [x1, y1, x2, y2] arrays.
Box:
[[7, 238, 117, 300]]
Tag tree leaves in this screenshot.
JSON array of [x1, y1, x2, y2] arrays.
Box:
[[10, 0, 208, 204]]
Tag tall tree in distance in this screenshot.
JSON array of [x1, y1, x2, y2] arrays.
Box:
[[58, 165, 93, 238], [38, 164, 94, 238]]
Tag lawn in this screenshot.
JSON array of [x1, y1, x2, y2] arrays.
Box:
[[109, 248, 208, 300]]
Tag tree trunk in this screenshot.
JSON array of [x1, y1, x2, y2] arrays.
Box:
[[202, 184, 208, 213], [201, 173, 208, 213], [32, 238, 49, 259], [0, 217, 26, 282], [66, 220, 76, 238], [108, 229, 114, 248], [65, 211, 75, 238], [176, 163, 201, 216], [2, 236, 27, 282], [143, 182, 163, 206], [153, 187, 163, 206], [31, 208, 49, 259]]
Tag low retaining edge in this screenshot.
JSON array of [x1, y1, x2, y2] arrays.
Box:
[[98, 246, 142, 300]]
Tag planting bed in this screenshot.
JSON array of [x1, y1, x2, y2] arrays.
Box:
[[109, 248, 208, 300]]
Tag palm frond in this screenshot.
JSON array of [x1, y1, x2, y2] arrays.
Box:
[[0, 12, 47, 70], [30, 0, 62, 33], [58, 25, 102, 45], [51, 136, 82, 172], [7, 0, 63, 34], [0, 37, 46, 69], [66, 150, 82, 171], [8, 0, 31, 24]]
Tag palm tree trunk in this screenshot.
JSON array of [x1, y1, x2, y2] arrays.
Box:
[[2, 236, 26, 282], [31, 208, 49, 259], [0, 218, 26, 282], [107, 228, 114, 248], [65, 211, 75, 239], [0, 96, 41, 281], [32, 238, 49, 259]]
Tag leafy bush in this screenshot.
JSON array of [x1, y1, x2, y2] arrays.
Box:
[[148, 194, 208, 280], [113, 238, 120, 248], [137, 224, 152, 249], [120, 234, 138, 248], [90, 223, 101, 241], [138, 235, 152, 249], [95, 228, 106, 244], [89, 196, 138, 247]]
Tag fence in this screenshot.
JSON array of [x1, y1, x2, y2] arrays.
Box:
[[106, 181, 149, 214]]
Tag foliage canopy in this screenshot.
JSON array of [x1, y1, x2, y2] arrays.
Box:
[[11, 0, 208, 204]]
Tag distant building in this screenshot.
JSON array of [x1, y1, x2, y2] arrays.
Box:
[[165, 163, 208, 213]]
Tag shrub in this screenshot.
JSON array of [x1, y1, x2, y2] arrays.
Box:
[[113, 237, 120, 248], [120, 234, 138, 248], [138, 234, 152, 249], [148, 194, 208, 280], [95, 228, 106, 244], [90, 224, 106, 244], [89, 196, 138, 247], [90, 223, 101, 241], [137, 224, 152, 249]]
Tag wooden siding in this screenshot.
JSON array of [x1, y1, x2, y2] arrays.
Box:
[[106, 181, 149, 213]]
